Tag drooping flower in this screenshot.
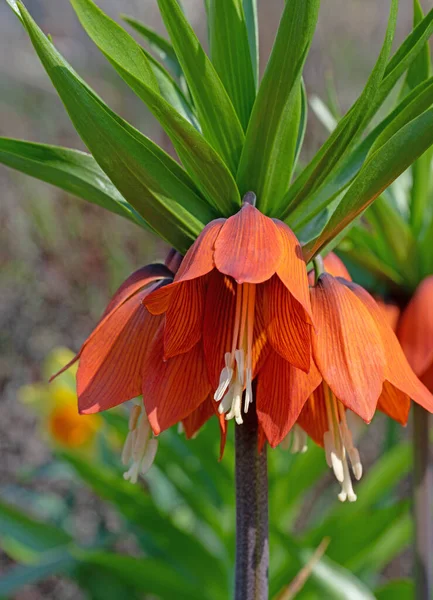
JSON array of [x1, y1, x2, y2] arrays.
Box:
[[295, 269, 433, 501], [144, 199, 314, 441], [397, 275, 433, 392]]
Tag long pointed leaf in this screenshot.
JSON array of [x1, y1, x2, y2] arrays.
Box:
[[0, 138, 148, 227], [303, 107, 433, 260], [236, 0, 320, 214], [157, 0, 245, 174], [208, 0, 256, 131], [70, 0, 240, 214], [121, 15, 182, 78], [242, 0, 258, 87], [17, 2, 217, 254], [282, 0, 399, 219]]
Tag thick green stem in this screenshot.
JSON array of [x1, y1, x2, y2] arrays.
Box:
[[413, 403, 433, 600], [235, 408, 269, 600]]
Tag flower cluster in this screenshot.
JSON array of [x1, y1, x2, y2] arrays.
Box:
[[55, 202, 433, 498]]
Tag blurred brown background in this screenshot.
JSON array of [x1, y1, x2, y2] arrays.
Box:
[[0, 0, 429, 597]]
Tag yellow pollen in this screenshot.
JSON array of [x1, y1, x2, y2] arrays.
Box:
[[323, 384, 362, 502], [215, 283, 256, 424]]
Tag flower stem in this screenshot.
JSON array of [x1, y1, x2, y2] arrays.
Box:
[[413, 403, 433, 600], [235, 407, 269, 600]]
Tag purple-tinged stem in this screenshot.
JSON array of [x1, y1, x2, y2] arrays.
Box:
[[235, 406, 269, 600], [413, 403, 433, 600]]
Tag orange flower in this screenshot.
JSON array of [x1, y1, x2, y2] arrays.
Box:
[[398, 275, 433, 392], [144, 201, 313, 441], [294, 273, 433, 501], [52, 260, 223, 480]]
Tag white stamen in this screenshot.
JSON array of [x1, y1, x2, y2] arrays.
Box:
[[225, 382, 243, 424], [214, 352, 234, 401], [121, 431, 134, 465], [140, 438, 158, 474], [323, 388, 363, 502], [122, 404, 157, 484]]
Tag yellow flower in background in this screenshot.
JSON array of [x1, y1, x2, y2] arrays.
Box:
[[19, 347, 103, 453]]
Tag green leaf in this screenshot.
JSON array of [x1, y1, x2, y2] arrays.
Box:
[[375, 580, 414, 600], [0, 499, 72, 556], [17, 1, 217, 254], [282, 0, 399, 219], [290, 75, 433, 233], [406, 1, 433, 234], [303, 553, 376, 600], [236, 0, 320, 214], [208, 0, 256, 131], [303, 107, 433, 260], [0, 551, 76, 598], [242, 0, 259, 87], [406, 0, 431, 91], [377, 4, 433, 114], [70, 0, 240, 214], [60, 451, 228, 595], [143, 48, 198, 128], [157, 0, 245, 175], [0, 138, 148, 227], [80, 552, 207, 600], [121, 15, 182, 78], [294, 79, 308, 172]]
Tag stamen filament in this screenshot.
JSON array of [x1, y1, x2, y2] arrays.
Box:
[[215, 282, 257, 425], [323, 384, 363, 502]]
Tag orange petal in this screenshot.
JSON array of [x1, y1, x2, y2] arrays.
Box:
[[78, 292, 163, 414], [182, 396, 215, 438], [144, 219, 224, 316], [214, 203, 283, 284], [311, 274, 386, 422], [164, 277, 207, 359], [182, 396, 227, 458], [307, 253, 351, 285], [324, 252, 352, 280], [273, 219, 313, 322], [377, 381, 410, 425], [421, 362, 433, 394], [262, 276, 311, 372], [142, 327, 211, 434], [297, 384, 328, 446], [257, 352, 321, 447], [51, 264, 172, 381], [203, 271, 236, 390], [397, 276, 433, 376], [374, 296, 400, 332], [344, 280, 433, 414]]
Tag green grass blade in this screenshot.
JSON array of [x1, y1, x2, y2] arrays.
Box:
[[208, 0, 256, 130], [236, 0, 320, 214], [158, 0, 245, 175]]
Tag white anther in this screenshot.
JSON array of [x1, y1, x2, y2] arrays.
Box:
[[140, 438, 158, 475], [214, 352, 234, 401], [218, 386, 235, 414], [225, 382, 243, 424]]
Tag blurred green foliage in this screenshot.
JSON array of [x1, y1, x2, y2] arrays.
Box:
[[0, 353, 416, 599]]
